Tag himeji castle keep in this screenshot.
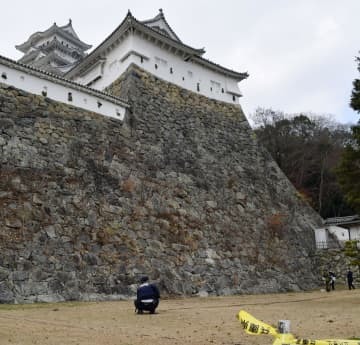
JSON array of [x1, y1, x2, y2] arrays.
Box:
[[1, 9, 248, 119]]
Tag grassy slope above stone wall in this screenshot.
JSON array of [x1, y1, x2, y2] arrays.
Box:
[[0, 67, 322, 303]]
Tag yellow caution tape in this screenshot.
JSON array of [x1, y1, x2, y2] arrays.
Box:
[[237, 310, 278, 336], [237, 310, 360, 345]]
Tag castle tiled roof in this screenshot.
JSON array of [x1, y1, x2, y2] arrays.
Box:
[[191, 56, 248, 81], [140, 8, 182, 42], [66, 10, 206, 79], [67, 10, 247, 81], [16, 19, 92, 53], [323, 215, 360, 226], [0, 54, 129, 108]]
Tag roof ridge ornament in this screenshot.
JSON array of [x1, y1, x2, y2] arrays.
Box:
[[127, 9, 133, 23]]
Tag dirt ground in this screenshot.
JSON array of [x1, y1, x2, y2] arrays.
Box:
[[0, 286, 359, 345]]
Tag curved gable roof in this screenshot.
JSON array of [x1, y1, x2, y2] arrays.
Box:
[[141, 9, 182, 42], [16, 20, 92, 53], [66, 10, 206, 78], [66, 9, 248, 83], [59, 19, 81, 40]]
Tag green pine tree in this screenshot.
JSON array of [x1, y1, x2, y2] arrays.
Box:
[[344, 240, 360, 271], [337, 54, 360, 213], [350, 56, 360, 113]]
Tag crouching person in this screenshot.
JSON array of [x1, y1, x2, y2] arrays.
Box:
[[134, 276, 160, 314]]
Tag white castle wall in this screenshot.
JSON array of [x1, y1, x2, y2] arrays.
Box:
[[0, 58, 127, 120], [328, 225, 350, 241], [350, 226, 360, 240], [314, 228, 328, 248], [74, 33, 242, 104], [77, 37, 133, 87]]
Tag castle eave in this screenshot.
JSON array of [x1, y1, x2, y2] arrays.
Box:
[[191, 56, 249, 81], [16, 24, 92, 54], [0, 54, 129, 108], [66, 12, 205, 79]]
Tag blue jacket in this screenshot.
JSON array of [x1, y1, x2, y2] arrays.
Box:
[[137, 283, 160, 301]]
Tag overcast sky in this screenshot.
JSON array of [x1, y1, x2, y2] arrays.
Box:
[[1, 0, 359, 124]]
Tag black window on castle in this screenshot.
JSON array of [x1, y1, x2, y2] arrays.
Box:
[[68, 92, 73, 101], [170, 67, 173, 74], [197, 83, 200, 92]]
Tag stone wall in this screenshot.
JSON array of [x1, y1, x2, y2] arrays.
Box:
[[315, 249, 359, 287], [0, 65, 322, 303]]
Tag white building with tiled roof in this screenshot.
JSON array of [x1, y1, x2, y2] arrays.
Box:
[[0, 54, 128, 119], [314, 215, 360, 249], [66, 9, 248, 105], [1, 9, 248, 121]]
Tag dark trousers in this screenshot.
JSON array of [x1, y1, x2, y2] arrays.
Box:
[[348, 280, 355, 290], [134, 299, 159, 313]]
